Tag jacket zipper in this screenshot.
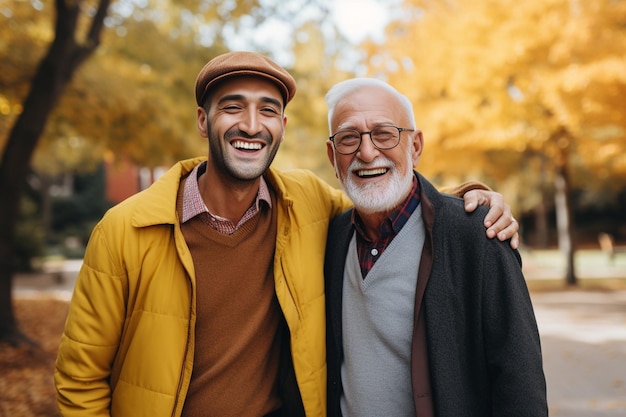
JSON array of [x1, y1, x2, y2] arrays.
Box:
[[171, 271, 194, 417]]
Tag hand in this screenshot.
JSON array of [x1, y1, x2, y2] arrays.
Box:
[[463, 189, 519, 249]]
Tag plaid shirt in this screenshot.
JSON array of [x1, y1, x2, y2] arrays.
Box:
[[353, 174, 420, 278], [182, 161, 271, 235]]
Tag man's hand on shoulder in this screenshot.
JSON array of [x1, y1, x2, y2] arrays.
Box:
[[463, 189, 520, 249]]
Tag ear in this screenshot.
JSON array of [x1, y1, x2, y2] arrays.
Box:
[[278, 115, 288, 144], [197, 107, 208, 138], [326, 140, 337, 169], [411, 130, 424, 166]]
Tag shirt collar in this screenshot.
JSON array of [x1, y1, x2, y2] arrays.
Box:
[[182, 160, 272, 223]]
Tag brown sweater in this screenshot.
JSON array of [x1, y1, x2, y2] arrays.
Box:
[[180, 184, 281, 417]]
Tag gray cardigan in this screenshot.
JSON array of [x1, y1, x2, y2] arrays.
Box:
[[324, 172, 548, 417]]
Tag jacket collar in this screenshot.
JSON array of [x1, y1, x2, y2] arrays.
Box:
[[263, 166, 295, 212], [129, 157, 293, 229], [130, 157, 205, 228]]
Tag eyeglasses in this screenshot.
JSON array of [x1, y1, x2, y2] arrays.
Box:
[[329, 125, 415, 155]]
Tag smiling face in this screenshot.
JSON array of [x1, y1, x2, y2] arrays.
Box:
[[326, 85, 423, 215], [197, 75, 287, 183]]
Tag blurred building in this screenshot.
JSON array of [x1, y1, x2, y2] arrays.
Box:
[[104, 156, 166, 204]]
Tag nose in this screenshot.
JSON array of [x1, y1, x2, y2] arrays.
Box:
[[239, 108, 262, 135], [356, 132, 380, 162]]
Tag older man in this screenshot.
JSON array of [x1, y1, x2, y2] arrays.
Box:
[[324, 78, 547, 417]]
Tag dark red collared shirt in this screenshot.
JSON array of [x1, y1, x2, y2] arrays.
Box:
[[353, 174, 421, 278]]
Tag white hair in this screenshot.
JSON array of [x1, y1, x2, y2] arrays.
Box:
[[324, 78, 417, 134]]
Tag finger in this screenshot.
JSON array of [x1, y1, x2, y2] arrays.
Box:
[[509, 232, 520, 250], [486, 208, 514, 237], [491, 217, 519, 242], [465, 201, 477, 212], [463, 190, 481, 212], [483, 198, 506, 229]]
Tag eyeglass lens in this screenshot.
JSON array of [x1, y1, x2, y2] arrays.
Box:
[[333, 126, 401, 154]]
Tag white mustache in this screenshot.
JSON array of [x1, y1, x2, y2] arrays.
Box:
[[348, 157, 395, 172]]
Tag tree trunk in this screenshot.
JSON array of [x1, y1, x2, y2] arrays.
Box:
[[41, 174, 53, 241], [553, 132, 577, 286], [534, 198, 549, 248], [0, 0, 110, 345]]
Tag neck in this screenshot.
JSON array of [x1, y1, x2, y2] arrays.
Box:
[[198, 164, 261, 223]]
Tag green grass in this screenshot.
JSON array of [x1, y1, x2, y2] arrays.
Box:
[[521, 248, 626, 292]]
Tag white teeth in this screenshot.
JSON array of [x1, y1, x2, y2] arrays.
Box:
[[357, 168, 387, 177], [232, 140, 262, 150]]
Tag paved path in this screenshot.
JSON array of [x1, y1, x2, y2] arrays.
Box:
[[531, 290, 626, 416], [13, 259, 81, 301], [12, 256, 626, 416]]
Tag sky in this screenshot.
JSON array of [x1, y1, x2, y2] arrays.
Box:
[[331, 0, 391, 43], [225, 0, 398, 67]]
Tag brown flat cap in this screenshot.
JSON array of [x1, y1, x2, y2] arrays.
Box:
[[195, 51, 297, 107]]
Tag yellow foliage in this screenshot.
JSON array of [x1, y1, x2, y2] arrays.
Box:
[[361, 0, 626, 199], [273, 21, 354, 186]]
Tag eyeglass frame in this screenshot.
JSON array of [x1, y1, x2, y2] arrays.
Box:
[[328, 125, 415, 155]]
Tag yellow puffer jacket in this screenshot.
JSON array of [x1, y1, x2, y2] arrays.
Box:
[[55, 157, 351, 417]]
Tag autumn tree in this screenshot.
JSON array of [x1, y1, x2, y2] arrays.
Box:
[[363, 0, 626, 285], [0, 0, 111, 345], [276, 20, 357, 187]]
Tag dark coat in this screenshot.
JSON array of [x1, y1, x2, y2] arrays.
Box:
[[325, 172, 548, 417]]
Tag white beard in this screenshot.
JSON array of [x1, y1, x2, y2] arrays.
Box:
[[336, 152, 414, 215]]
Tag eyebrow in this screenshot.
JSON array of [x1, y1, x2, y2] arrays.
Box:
[[217, 94, 283, 110], [337, 120, 394, 131]]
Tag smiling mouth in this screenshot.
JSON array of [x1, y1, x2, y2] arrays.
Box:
[[356, 168, 388, 178], [231, 140, 264, 151]]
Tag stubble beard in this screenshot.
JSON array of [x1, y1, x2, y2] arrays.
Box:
[[209, 126, 280, 182]]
